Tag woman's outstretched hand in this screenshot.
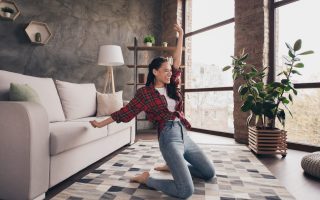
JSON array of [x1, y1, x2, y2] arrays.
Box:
[[90, 117, 115, 128], [174, 23, 184, 37], [90, 120, 103, 128]]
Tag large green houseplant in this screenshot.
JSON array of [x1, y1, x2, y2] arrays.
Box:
[[223, 39, 313, 129], [223, 39, 313, 155]]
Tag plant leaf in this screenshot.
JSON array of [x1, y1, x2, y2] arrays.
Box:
[[292, 70, 302, 75], [239, 53, 248, 61], [298, 50, 314, 55], [223, 66, 231, 71], [292, 88, 298, 95], [281, 79, 289, 85], [288, 50, 295, 58], [294, 63, 304, 68], [289, 94, 293, 103], [285, 42, 293, 51], [293, 39, 302, 51], [283, 103, 293, 118], [241, 100, 252, 112], [239, 86, 249, 95], [277, 72, 284, 76]]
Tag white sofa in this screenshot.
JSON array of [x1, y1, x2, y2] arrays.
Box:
[[0, 70, 136, 200]]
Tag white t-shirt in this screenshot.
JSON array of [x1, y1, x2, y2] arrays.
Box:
[[155, 87, 177, 112]]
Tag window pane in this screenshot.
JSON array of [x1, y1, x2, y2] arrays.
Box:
[[185, 23, 234, 89], [185, 91, 234, 133], [188, 0, 234, 31], [275, 89, 320, 146], [276, 0, 320, 83]]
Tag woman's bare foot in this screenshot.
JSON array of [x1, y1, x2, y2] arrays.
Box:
[[130, 171, 150, 184], [154, 164, 170, 172]]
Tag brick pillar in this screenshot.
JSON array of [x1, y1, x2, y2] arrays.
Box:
[[234, 0, 270, 143], [161, 0, 179, 47]]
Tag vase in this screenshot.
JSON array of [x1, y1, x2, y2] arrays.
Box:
[[4, 12, 11, 18], [248, 126, 287, 157], [146, 42, 152, 47], [35, 32, 41, 43]]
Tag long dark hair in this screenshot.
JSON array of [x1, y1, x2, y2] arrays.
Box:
[[146, 57, 180, 101]]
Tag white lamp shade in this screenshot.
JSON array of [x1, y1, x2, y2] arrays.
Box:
[[98, 45, 124, 66]]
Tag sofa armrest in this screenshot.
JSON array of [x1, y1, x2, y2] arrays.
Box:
[[0, 102, 50, 200]]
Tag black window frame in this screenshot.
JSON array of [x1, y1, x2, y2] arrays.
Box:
[[269, 0, 320, 151], [182, 0, 235, 138]]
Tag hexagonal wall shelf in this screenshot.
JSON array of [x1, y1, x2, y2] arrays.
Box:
[[0, 0, 20, 20], [25, 21, 53, 45]]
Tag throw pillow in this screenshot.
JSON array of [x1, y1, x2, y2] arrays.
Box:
[[9, 83, 41, 104], [55, 80, 97, 120], [96, 91, 123, 117]]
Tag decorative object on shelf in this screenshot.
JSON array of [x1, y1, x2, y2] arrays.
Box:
[[25, 21, 52, 45], [223, 39, 314, 157], [0, 0, 20, 20], [138, 73, 146, 84], [143, 35, 155, 47], [162, 41, 168, 47], [35, 32, 41, 42], [98, 45, 124, 94], [166, 56, 173, 65]]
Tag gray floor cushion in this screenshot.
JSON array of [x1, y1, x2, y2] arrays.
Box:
[[301, 151, 320, 178]]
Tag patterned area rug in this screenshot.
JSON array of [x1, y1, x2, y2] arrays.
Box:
[[52, 140, 294, 200]]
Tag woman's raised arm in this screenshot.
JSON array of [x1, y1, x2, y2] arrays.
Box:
[[172, 23, 184, 69]]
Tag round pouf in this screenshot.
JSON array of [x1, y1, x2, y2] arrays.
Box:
[[301, 151, 320, 179]]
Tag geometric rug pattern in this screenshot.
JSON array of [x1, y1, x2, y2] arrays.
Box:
[[52, 140, 295, 200]]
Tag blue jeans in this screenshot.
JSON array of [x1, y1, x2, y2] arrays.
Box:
[[146, 121, 215, 199]]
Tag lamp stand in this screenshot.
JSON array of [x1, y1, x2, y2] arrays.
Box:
[[103, 66, 115, 94]]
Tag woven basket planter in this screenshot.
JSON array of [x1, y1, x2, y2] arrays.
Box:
[[248, 126, 287, 157]]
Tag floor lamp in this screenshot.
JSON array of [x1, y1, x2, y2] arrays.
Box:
[[97, 45, 124, 94]]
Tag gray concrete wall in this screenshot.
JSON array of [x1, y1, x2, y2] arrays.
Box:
[[0, 0, 162, 102]]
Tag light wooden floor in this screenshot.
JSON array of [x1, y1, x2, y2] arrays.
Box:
[[47, 131, 320, 200]]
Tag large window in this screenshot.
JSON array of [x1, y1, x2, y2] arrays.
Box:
[[275, 0, 320, 83], [185, 91, 234, 133], [273, 0, 320, 146], [184, 0, 234, 134], [191, 0, 234, 31]]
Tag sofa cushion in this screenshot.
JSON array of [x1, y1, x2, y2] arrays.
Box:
[[9, 83, 41, 104], [55, 80, 97, 120], [0, 70, 65, 122], [49, 118, 108, 156], [71, 117, 134, 136], [96, 91, 123, 117]]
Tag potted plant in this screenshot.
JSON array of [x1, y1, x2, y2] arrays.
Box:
[[223, 39, 313, 156], [1, 7, 15, 18], [144, 35, 155, 47]]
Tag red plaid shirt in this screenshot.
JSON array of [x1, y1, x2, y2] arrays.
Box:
[[111, 67, 191, 134]]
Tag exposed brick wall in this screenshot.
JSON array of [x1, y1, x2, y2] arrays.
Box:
[[234, 0, 270, 143], [161, 0, 179, 47]]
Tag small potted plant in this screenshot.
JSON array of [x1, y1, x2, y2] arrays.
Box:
[[223, 39, 313, 156], [1, 7, 15, 18], [144, 35, 155, 47]]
